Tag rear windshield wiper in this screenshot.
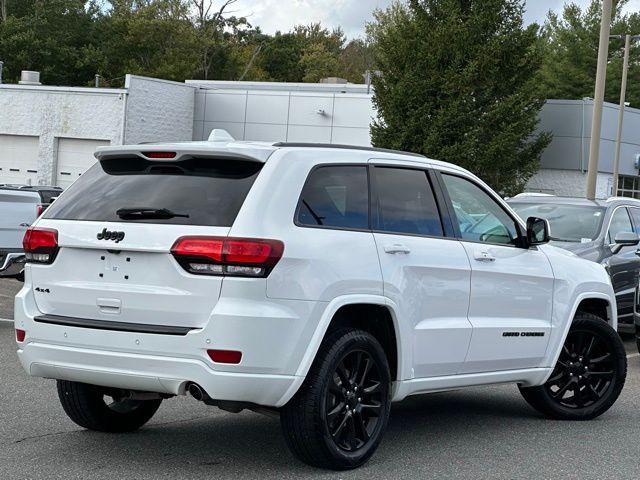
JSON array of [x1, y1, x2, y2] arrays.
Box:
[[116, 208, 190, 220]]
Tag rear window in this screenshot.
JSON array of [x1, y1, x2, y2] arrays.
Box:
[[374, 167, 443, 236], [43, 157, 262, 226], [38, 190, 63, 204]]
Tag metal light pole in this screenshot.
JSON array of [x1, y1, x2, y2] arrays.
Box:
[[611, 34, 640, 196], [586, 0, 613, 200]]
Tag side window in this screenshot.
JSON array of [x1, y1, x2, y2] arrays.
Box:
[[374, 167, 443, 236], [296, 165, 369, 230], [628, 207, 640, 235], [607, 207, 633, 244], [441, 174, 518, 245]]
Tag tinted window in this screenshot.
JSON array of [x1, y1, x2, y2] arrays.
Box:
[[607, 207, 633, 244], [44, 157, 262, 226], [442, 174, 518, 245], [628, 207, 640, 235], [38, 190, 63, 204], [297, 166, 369, 229], [374, 168, 443, 236]]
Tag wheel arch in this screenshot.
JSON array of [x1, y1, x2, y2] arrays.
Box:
[[275, 295, 406, 407], [539, 291, 616, 387]]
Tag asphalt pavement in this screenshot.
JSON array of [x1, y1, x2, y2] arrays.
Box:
[[0, 278, 19, 320], [1, 279, 640, 479]]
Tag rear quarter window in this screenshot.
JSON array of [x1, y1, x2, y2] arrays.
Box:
[[43, 157, 263, 227], [296, 165, 369, 230]]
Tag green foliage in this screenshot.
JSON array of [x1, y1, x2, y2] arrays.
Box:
[[0, 0, 98, 85], [540, 0, 640, 107], [368, 0, 551, 196], [0, 1, 366, 85], [339, 39, 374, 83]]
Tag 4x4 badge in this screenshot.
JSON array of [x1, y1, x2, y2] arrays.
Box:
[[97, 228, 125, 243]]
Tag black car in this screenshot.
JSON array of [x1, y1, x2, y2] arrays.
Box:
[[508, 194, 640, 348]]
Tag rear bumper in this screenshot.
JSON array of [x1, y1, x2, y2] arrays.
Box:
[[17, 342, 297, 406], [14, 282, 326, 407], [0, 251, 25, 277]]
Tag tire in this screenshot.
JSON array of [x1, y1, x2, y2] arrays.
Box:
[[280, 328, 391, 470], [56, 380, 162, 432], [519, 313, 626, 420]]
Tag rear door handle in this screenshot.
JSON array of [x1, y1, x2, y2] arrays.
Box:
[[384, 244, 411, 255], [474, 251, 496, 262]]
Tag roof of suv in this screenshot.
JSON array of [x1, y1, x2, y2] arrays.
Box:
[[508, 193, 640, 208], [94, 138, 469, 175]]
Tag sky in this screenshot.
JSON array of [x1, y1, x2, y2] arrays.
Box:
[[231, 0, 640, 39]]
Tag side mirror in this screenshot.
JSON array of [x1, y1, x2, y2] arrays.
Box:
[[611, 231, 640, 254], [526, 216, 550, 246]]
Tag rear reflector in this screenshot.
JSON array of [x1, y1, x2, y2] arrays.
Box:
[[23, 227, 59, 264], [207, 349, 242, 364], [171, 236, 284, 278], [143, 151, 177, 159], [15, 329, 26, 343]]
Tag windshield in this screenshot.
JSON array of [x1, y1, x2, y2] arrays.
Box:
[[509, 202, 606, 242]]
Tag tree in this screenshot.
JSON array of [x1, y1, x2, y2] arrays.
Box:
[[340, 39, 374, 83], [368, 0, 551, 196], [95, 0, 200, 85], [0, 0, 99, 85], [540, 0, 640, 107]]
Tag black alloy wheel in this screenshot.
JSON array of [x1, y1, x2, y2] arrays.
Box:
[[325, 349, 384, 452], [544, 328, 615, 409], [280, 328, 391, 470], [519, 313, 626, 420]]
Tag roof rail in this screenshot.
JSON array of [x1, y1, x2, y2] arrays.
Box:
[[272, 142, 427, 159]]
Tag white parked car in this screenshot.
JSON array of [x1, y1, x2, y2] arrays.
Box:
[[14, 135, 626, 469], [0, 185, 63, 279]]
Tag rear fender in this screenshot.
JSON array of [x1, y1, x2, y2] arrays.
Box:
[[275, 294, 407, 407]]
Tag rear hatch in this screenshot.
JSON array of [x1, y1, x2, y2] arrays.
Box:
[[31, 154, 263, 330]]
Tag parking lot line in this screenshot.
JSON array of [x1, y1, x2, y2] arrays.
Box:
[[0, 318, 13, 323], [627, 352, 640, 359]]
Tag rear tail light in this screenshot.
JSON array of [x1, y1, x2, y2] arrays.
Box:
[[36, 204, 45, 217], [171, 236, 284, 278], [23, 227, 59, 264], [207, 349, 242, 364], [15, 329, 26, 343]]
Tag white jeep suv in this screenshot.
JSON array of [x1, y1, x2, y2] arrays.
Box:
[[15, 136, 626, 469]]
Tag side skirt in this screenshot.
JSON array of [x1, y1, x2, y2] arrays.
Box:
[[391, 367, 552, 402]]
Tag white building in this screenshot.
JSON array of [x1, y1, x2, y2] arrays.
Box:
[[1, 74, 640, 198], [187, 80, 374, 147], [0, 75, 194, 187]]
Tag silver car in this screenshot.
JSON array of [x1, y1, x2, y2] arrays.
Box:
[[0, 185, 62, 279]]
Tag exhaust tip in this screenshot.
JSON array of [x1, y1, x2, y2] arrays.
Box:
[[188, 383, 205, 401]]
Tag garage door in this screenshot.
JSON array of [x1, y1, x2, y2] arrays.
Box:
[[0, 135, 39, 186], [56, 138, 110, 188]]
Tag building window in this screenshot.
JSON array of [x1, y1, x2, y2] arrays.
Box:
[[618, 175, 640, 199]]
